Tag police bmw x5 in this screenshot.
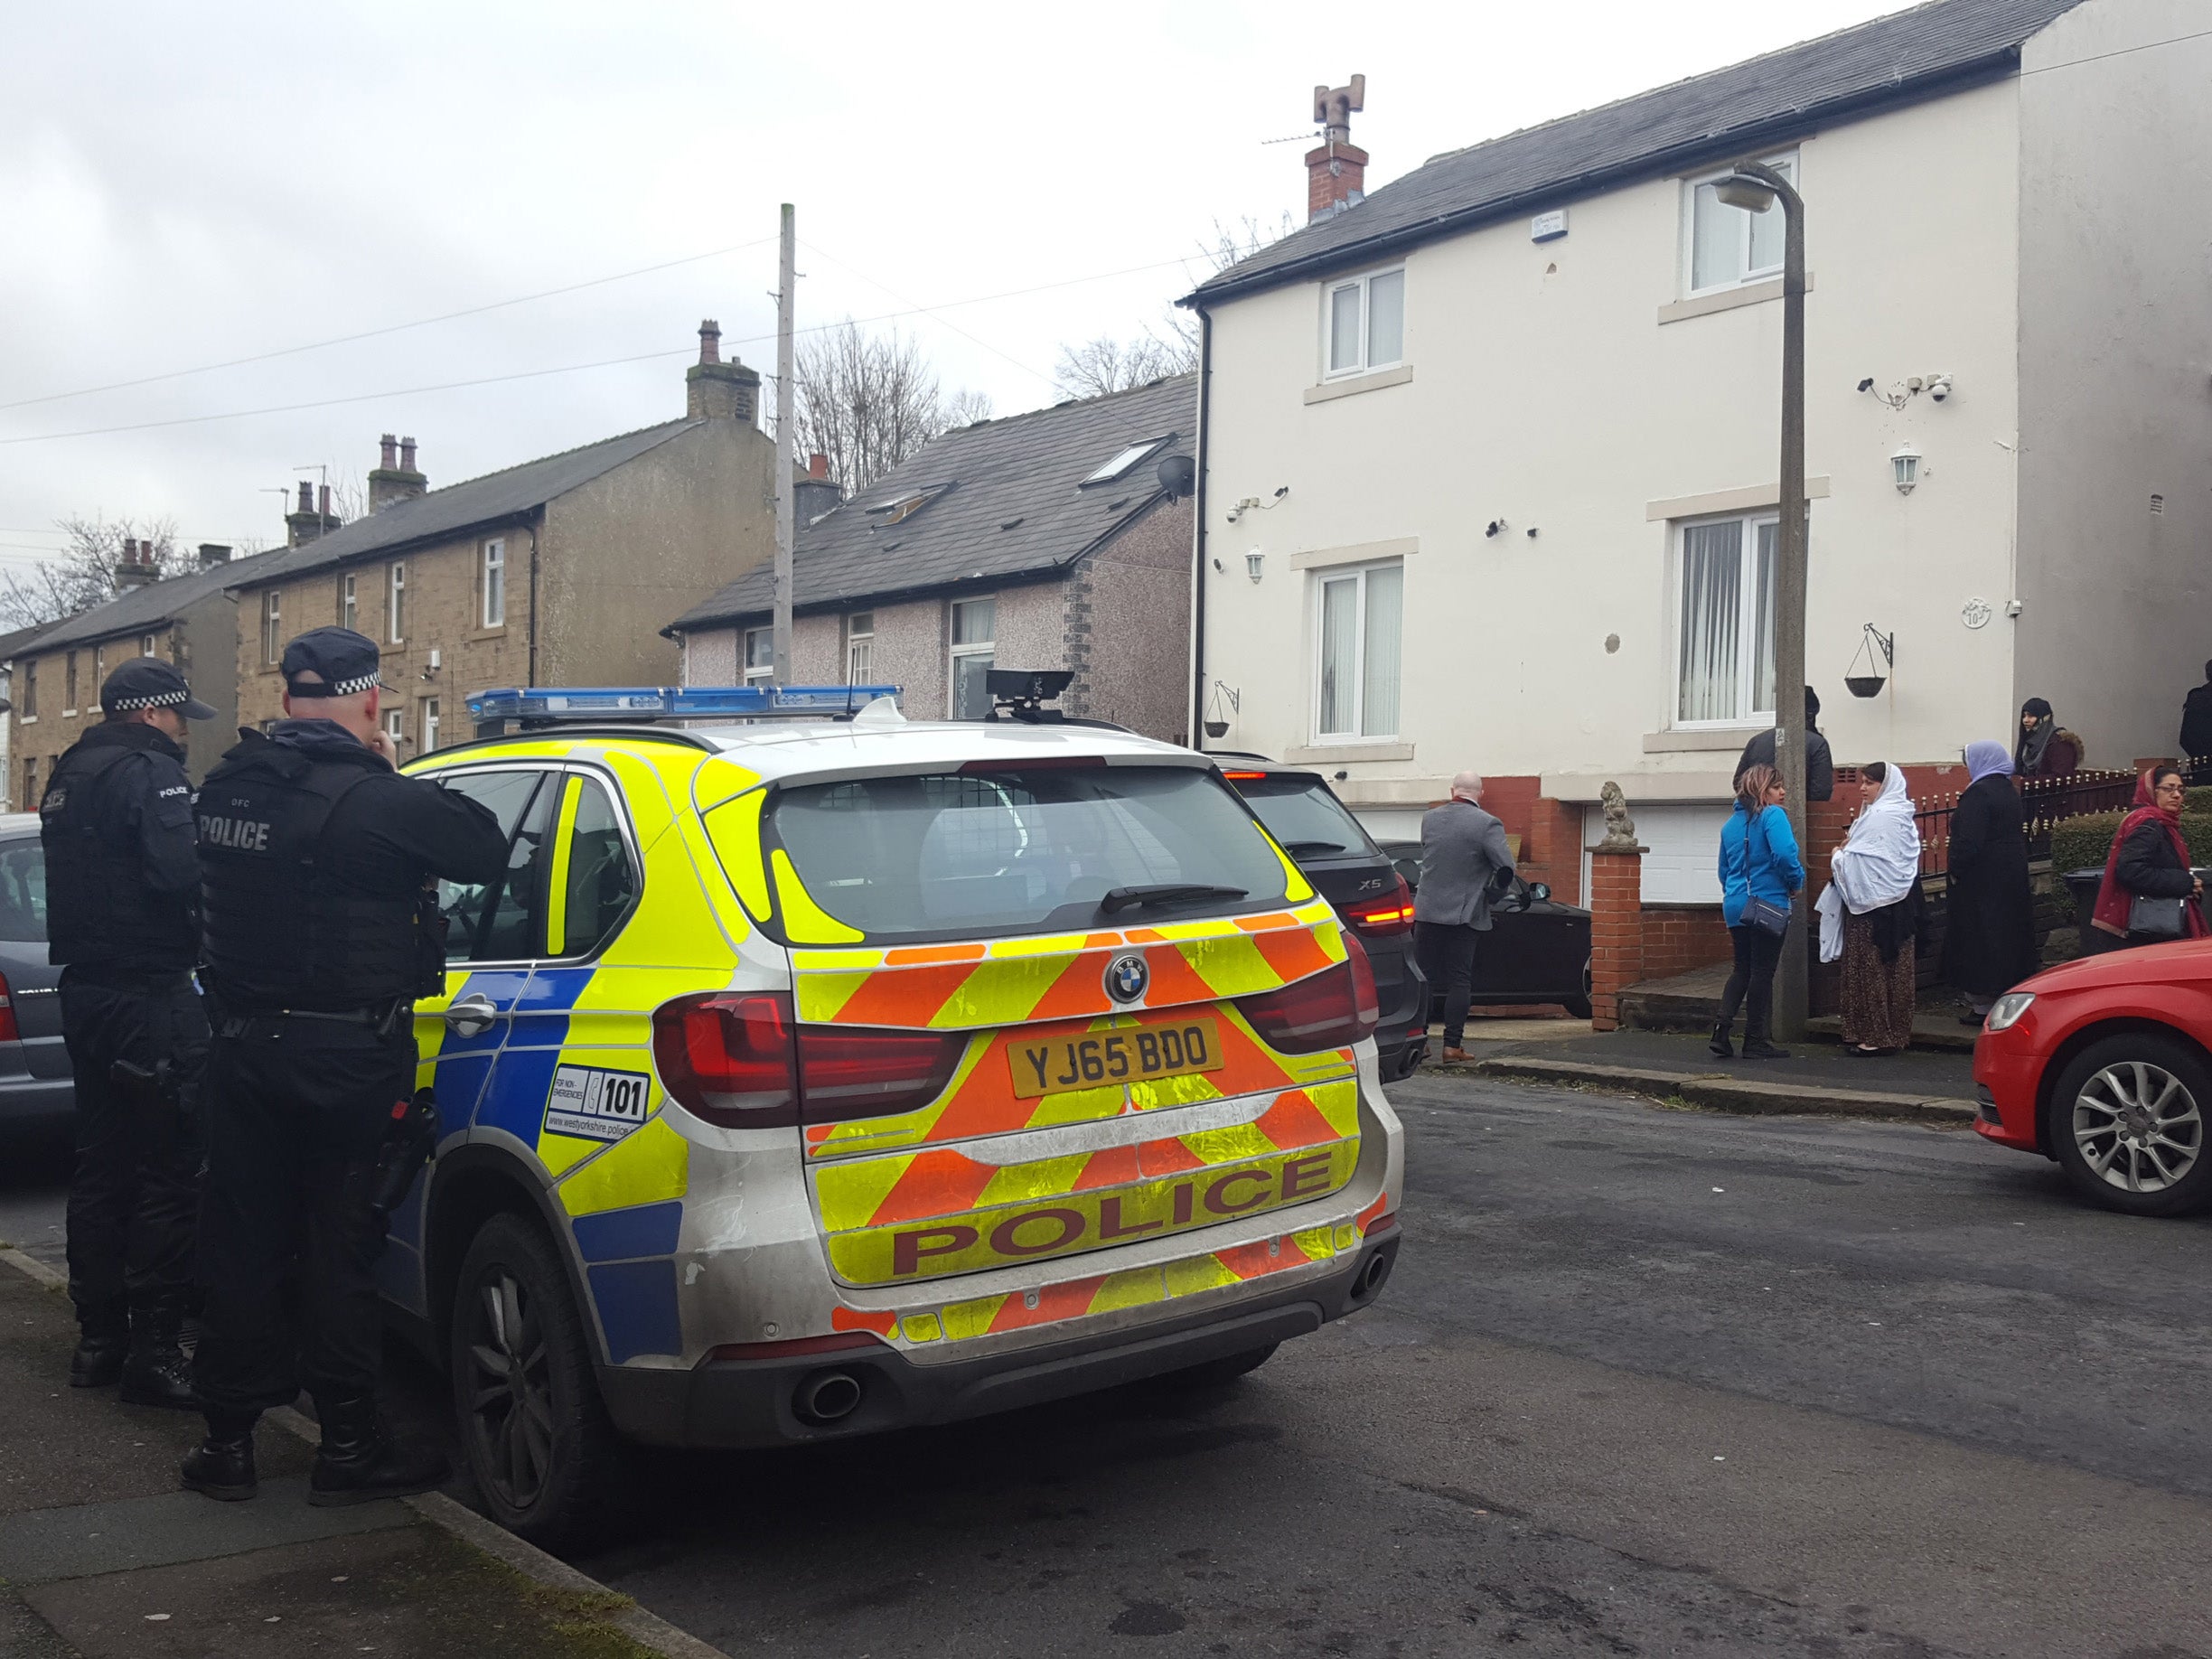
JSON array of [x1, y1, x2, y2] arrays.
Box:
[[392, 685, 1404, 1545]]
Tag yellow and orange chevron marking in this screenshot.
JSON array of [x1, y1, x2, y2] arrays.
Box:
[[791, 899, 1345, 1032], [812, 1076, 1360, 1285]]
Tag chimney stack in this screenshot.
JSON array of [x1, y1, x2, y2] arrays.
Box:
[[286, 478, 342, 547], [379, 433, 398, 470], [197, 542, 232, 569], [1306, 75, 1368, 223], [369, 432, 428, 511], [686, 316, 760, 424], [114, 537, 158, 590], [794, 455, 842, 525]]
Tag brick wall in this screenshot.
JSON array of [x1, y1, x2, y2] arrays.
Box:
[[1639, 902, 1733, 979], [1522, 794, 1585, 907], [1587, 846, 1645, 1031]]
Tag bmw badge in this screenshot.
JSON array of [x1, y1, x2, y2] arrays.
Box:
[[1104, 952, 1148, 1004]]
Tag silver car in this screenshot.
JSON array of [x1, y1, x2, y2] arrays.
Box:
[[0, 814, 72, 1127]]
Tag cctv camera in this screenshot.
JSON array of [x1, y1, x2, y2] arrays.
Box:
[[1856, 377, 1874, 393], [1929, 375, 1952, 403]]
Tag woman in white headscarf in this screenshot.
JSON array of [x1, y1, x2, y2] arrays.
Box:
[[1820, 761, 1924, 1054]]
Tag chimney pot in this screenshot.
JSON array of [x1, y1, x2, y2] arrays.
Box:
[[399, 436, 417, 473], [698, 319, 722, 366], [1306, 75, 1370, 223], [297, 481, 314, 514], [379, 433, 398, 469], [809, 452, 829, 480], [318, 483, 332, 519]]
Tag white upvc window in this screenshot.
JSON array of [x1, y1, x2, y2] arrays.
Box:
[[482, 539, 505, 628], [340, 573, 358, 633], [1323, 267, 1405, 379], [949, 597, 995, 719], [384, 706, 406, 748], [742, 627, 773, 687], [421, 698, 441, 754], [260, 590, 282, 665], [1312, 561, 1403, 740], [1674, 511, 1778, 726], [1683, 151, 1796, 295], [388, 561, 407, 643], [846, 612, 874, 685], [140, 634, 156, 658]]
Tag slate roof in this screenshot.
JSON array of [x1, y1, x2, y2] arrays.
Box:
[[19, 548, 287, 655], [667, 376, 1195, 633], [1192, 0, 2083, 305], [0, 623, 55, 664], [226, 419, 703, 591]]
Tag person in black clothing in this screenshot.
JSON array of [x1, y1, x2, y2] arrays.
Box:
[[1941, 740, 2039, 1021], [40, 659, 215, 1408], [2181, 661, 2212, 763], [183, 628, 508, 1507], [1732, 687, 1833, 802], [2088, 765, 2206, 952]]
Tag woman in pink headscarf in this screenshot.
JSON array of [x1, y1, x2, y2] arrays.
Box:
[[2090, 765, 2207, 951]]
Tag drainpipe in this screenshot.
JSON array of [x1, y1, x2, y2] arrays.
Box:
[[1187, 305, 1213, 752], [526, 518, 540, 687]]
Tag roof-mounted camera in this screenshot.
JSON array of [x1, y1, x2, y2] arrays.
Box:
[[984, 669, 1074, 724]]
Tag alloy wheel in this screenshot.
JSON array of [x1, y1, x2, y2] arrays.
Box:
[[2072, 1061, 2204, 1195], [464, 1269, 555, 1510]]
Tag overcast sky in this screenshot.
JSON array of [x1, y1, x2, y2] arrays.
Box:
[[0, 0, 1903, 568]]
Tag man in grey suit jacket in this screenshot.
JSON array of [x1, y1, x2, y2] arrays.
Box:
[[1416, 772, 1514, 1061]]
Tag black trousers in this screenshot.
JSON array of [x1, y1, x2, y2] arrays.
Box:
[[1718, 924, 1786, 1038], [192, 1017, 415, 1418], [59, 970, 206, 1324], [1414, 921, 1482, 1045]]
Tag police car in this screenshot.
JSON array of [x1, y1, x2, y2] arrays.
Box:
[[389, 685, 1404, 1545]]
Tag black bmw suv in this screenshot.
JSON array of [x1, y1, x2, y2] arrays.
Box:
[[1216, 758, 1428, 1079]]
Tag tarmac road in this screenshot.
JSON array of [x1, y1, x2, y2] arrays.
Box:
[[5, 1076, 2209, 1656]]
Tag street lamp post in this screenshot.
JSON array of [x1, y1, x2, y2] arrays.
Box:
[[1715, 158, 1808, 1040]]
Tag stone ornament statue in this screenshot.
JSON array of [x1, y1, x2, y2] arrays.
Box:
[[1598, 782, 1641, 850]]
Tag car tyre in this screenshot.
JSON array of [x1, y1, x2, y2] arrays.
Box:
[[2047, 1034, 2212, 1217], [1163, 1344, 1278, 1390], [451, 1213, 633, 1548]]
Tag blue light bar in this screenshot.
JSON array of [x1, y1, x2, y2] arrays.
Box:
[[466, 685, 903, 728]]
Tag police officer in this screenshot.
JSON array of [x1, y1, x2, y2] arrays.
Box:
[[42, 659, 212, 1409], [183, 627, 507, 1505]]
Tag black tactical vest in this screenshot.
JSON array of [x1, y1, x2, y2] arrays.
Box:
[[196, 737, 418, 1010], [41, 731, 197, 971]]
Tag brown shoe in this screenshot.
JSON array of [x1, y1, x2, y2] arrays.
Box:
[[1440, 1046, 1470, 1063]]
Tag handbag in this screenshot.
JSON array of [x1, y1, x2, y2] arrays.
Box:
[[2127, 894, 2189, 939], [1741, 811, 1793, 937]]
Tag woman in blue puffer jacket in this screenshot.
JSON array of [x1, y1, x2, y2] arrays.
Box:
[[1712, 763, 1805, 1060]]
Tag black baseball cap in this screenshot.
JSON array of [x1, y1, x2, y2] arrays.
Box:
[[101, 658, 215, 720], [280, 626, 397, 698]]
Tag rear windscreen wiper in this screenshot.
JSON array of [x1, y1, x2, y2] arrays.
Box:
[[1279, 839, 1345, 855], [1098, 883, 1249, 914]]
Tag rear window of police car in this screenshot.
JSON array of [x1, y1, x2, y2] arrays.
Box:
[[769, 764, 1289, 943], [1228, 773, 1379, 862]]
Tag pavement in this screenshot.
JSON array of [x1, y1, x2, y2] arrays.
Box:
[[0, 1245, 713, 1658], [1444, 1019, 1982, 1122]]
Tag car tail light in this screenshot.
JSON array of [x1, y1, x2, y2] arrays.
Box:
[[0, 973, 17, 1044], [653, 992, 801, 1128], [652, 992, 965, 1129], [1344, 875, 1414, 937], [1236, 949, 1379, 1054], [796, 1024, 966, 1120]]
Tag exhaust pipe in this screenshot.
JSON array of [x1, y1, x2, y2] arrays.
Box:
[[1352, 1249, 1393, 1300], [793, 1369, 864, 1424]]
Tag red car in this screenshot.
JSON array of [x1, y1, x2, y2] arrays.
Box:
[[1973, 939, 2212, 1216]]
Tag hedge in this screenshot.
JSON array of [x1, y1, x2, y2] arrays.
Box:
[[2048, 810, 2212, 876]]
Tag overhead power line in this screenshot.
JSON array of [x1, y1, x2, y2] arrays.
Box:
[[0, 254, 1200, 446], [0, 236, 780, 415]]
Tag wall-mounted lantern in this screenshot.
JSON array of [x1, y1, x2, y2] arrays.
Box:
[[1245, 551, 1264, 583], [1890, 442, 1922, 495]]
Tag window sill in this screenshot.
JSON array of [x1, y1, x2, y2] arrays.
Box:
[[15, 717, 33, 726], [1284, 740, 1414, 764], [1655, 271, 1814, 325], [60, 709, 77, 719], [1642, 727, 1764, 753], [1303, 364, 1413, 405], [466, 626, 507, 642]]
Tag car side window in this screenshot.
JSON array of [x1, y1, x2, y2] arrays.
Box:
[[0, 839, 45, 942], [436, 770, 555, 963], [551, 776, 639, 958]]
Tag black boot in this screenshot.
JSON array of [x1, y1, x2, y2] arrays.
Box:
[[181, 1411, 259, 1502], [120, 1302, 200, 1410], [1708, 1021, 1735, 1060], [1741, 1021, 1790, 1060], [69, 1302, 128, 1389], [307, 1395, 448, 1508]]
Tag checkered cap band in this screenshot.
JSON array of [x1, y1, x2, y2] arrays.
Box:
[[107, 689, 189, 711], [288, 670, 380, 697]]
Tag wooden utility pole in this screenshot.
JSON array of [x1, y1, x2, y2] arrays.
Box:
[[773, 202, 796, 685]]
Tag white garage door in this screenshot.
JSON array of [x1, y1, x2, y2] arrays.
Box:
[[1583, 802, 1730, 904]]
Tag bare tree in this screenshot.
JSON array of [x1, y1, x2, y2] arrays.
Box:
[[788, 320, 993, 494], [0, 516, 188, 632], [1052, 212, 1297, 400]]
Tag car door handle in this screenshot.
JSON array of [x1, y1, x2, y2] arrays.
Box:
[[443, 994, 501, 1039]]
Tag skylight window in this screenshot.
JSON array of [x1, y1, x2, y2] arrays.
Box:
[[1081, 436, 1171, 487]]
